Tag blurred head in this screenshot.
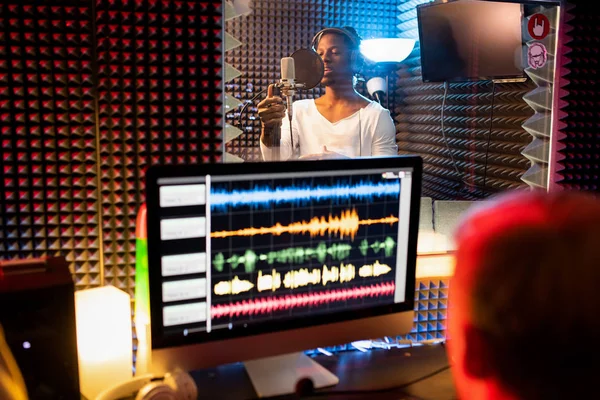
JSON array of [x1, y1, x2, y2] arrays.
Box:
[[311, 27, 362, 87], [447, 189, 600, 400]]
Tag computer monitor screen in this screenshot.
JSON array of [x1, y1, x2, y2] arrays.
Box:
[[145, 156, 422, 395], [417, 0, 524, 83]]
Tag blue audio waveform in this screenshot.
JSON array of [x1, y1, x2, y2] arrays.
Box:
[[210, 179, 400, 210]]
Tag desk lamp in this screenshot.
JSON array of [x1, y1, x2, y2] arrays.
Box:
[[75, 285, 133, 399]]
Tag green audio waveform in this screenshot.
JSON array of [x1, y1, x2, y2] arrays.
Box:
[[212, 242, 352, 273], [359, 237, 396, 258]]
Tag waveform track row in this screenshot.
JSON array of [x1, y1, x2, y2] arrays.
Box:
[[359, 237, 396, 258], [257, 263, 359, 292], [358, 260, 392, 278], [212, 242, 353, 273], [211, 282, 396, 318], [210, 180, 401, 210], [210, 209, 399, 240], [214, 276, 254, 295]]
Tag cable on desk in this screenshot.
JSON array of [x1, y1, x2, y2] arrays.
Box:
[[301, 364, 451, 398], [250, 362, 451, 400], [249, 342, 452, 400]]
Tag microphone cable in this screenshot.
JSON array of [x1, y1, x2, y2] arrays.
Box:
[[441, 81, 461, 179], [238, 88, 268, 134], [286, 94, 294, 152], [288, 110, 294, 156]]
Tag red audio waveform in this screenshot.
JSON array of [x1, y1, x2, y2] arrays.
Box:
[[210, 208, 399, 240], [211, 281, 395, 318]]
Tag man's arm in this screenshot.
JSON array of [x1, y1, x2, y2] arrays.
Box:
[[260, 117, 294, 161], [257, 84, 288, 161], [371, 109, 398, 156]]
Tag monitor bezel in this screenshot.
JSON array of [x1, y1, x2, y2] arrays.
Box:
[[416, 0, 559, 83], [145, 155, 422, 353]]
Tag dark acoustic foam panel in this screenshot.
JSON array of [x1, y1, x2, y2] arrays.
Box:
[[0, 2, 101, 289], [0, 1, 224, 295], [225, 0, 399, 161], [396, 1, 536, 200], [406, 278, 448, 341], [96, 0, 223, 294], [302, 277, 449, 354], [555, 3, 600, 192]]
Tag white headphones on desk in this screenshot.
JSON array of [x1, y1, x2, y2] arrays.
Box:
[[95, 370, 197, 400]]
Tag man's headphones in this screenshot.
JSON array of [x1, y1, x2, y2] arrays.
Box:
[[95, 370, 198, 400], [310, 26, 364, 75]]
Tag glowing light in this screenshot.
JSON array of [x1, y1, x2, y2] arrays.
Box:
[[360, 38, 416, 63], [75, 286, 132, 399]]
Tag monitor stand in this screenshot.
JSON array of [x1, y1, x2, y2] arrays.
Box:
[[244, 352, 339, 398]]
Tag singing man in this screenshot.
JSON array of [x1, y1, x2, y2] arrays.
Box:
[[257, 26, 398, 161]]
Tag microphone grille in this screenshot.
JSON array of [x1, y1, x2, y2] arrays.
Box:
[[281, 57, 295, 80]]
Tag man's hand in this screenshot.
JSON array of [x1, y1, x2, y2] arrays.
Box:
[[257, 84, 286, 128]]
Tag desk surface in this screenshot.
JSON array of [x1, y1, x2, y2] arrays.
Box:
[[189, 343, 457, 400]]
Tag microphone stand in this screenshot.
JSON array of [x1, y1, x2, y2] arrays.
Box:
[[263, 86, 283, 161], [278, 82, 304, 159], [268, 123, 282, 162]]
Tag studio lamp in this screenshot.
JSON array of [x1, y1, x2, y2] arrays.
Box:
[[360, 38, 416, 109], [359, 38, 416, 64]]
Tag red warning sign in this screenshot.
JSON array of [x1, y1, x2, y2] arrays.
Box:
[[528, 13, 550, 40]]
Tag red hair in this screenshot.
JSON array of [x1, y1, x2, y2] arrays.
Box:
[[451, 189, 600, 399]]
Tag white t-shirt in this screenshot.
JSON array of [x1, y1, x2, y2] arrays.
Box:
[[260, 99, 398, 161]]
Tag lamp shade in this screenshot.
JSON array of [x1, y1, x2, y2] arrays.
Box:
[[75, 285, 133, 399], [360, 38, 416, 63]]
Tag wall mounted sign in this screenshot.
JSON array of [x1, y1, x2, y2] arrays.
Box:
[[528, 42, 548, 69], [528, 13, 550, 40]]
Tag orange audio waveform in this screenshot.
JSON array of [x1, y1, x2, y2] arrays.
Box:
[[256, 263, 357, 292], [210, 209, 399, 239], [358, 260, 392, 277], [214, 276, 254, 295]]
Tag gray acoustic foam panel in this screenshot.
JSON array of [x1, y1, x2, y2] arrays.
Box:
[[396, 0, 535, 200], [433, 200, 478, 251], [419, 197, 434, 234], [225, 0, 400, 161]]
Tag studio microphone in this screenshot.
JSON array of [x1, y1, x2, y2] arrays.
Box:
[[280, 57, 296, 123], [366, 77, 387, 105]]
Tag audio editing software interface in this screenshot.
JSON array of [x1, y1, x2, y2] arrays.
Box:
[[155, 168, 413, 339]]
